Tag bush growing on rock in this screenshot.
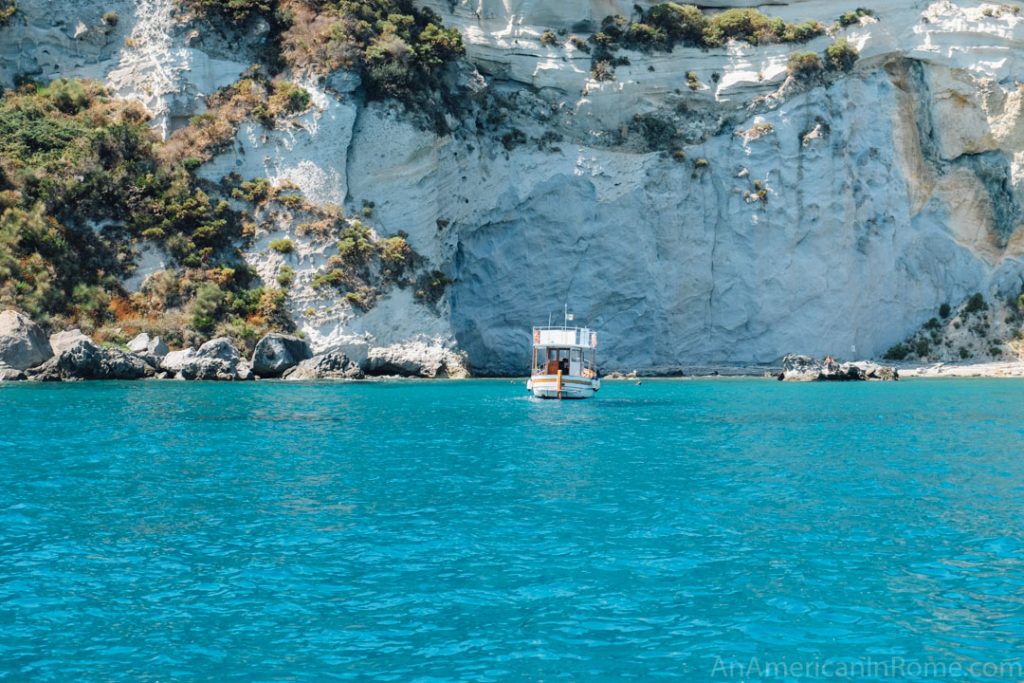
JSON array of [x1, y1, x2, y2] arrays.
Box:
[[838, 8, 875, 27], [265, 80, 312, 118], [269, 238, 295, 254], [964, 292, 988, 314], [276, 265, 295, 287], [788, 52, 823, 78], [703, 9, 824, 47], [883, 342, 910, 361], [162, 73, 314, 167], [596, 5, 825, 58], [591, 60, 615, 82], [647, 3, 707, 45], [231, 177, 271, 204], [276, 0, 464, 110], [336, 222, 374, 265], [414, 270, 453, 305], [188, 0, 273, 23], [540, 30, 559, 46], [825, 38, 859, 72], [379, 235, 411, 277], [0, 0, 15, 26], [190, 282, 225, 333]]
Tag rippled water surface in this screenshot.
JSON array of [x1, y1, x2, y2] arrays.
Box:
[[2, 379, 1024, 680]]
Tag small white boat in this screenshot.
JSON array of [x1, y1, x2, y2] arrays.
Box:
[[526, 317, 601, 400]]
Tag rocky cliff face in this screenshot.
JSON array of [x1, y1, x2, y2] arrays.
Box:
[[3, 0, 1024, 374]]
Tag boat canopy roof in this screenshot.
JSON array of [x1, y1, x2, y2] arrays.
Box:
[[533, 326, 598, 349]]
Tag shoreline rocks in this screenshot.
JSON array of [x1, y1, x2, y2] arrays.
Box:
[[0, 310, 53, 371], [128, 332, 169, 371], [779, 354, 899, 382], [177, 337, 253, 381], [0, 365, 26, 381], [251, 333, 312, 378], [364, 343, 469, 379], [283, 351, 364, 381], [49, 329, 91, 356], [28, 339, 153, 381], [160, 348, 196, 374]]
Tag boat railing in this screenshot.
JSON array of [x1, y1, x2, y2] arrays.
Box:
[[532, 326, 598, 348]]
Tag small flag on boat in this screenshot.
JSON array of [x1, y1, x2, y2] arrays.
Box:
[[566, 313, 574, 321]]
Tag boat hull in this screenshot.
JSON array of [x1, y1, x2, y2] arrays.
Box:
[[527, 375, 600, 400]]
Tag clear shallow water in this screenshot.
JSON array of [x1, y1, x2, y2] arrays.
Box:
[[1, 379, 1024, 681]]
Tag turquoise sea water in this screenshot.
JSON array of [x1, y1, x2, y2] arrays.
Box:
[[2, 379, 1024, 681]]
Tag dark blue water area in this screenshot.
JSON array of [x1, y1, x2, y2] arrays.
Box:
[[1, 379, 1024, 681]]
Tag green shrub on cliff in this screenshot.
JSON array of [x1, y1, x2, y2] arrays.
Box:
[[646, 3, 706, 45], [703, 9, 824, 47], [0, 0, 15, 26], [0, 80, 290, 339], [787, 52, 823, 78], [269, 238, 295, 254], [160, 73, 311, 167], [825, 38, 859, 72], [964, 292, 988, 314], [590, 3, 826, 80], [265, 79, 311, 117], [189, 0, 273, 23], [278, 0, 463, 105], [838, 8, 874, 27], [608, 4, 825, 52]]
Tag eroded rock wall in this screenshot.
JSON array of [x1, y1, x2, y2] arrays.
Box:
[[3, 0, 1024, 373]]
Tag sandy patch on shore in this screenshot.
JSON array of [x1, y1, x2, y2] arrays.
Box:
[[897, 361, 1024, 378]]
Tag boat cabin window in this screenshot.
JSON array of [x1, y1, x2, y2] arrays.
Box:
[[536, 347, 572, 374]]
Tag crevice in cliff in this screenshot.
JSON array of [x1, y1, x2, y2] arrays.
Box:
[[893, 57, 1022, 250], [952, 151, 1023, 246]]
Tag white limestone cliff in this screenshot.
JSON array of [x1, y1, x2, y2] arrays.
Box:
[[3, 0, 1024, 373]]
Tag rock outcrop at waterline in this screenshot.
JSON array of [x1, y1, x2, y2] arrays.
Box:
[[177, 338, 254, 381], [49, 329, 92, 355], [0, 311, 53, 371], [283, 351, 365, 381], [780, 354, 899, 382], [28, 339, 153, 381], [0, 311, 469, 381], [251, 334, 313, 378]]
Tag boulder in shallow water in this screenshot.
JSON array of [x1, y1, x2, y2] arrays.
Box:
[[780, 354, 822, 381], [780, 354, 898, 382], [283, 351, 365, 380], [849, 361, 899, 381], [0, 310, 53, 371], [0, 364, 26, 381], [49, 329, 91, 355], [251, 333, 312, 377], [27, 339, 153, 381]]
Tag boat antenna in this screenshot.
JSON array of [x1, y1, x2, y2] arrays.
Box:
[[548, 311, 552, 327], [563, 303, 568, 329]]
